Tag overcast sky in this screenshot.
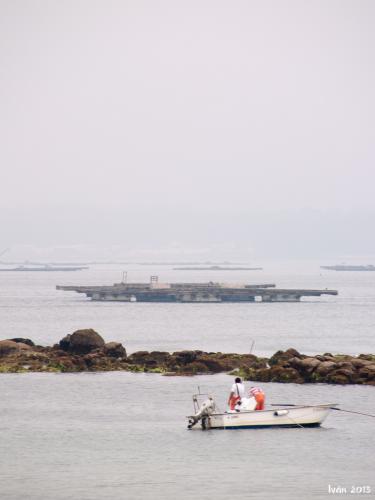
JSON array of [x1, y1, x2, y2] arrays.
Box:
[[1, 0, 374, 261]]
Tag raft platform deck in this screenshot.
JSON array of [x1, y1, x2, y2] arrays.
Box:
[[56, 280, 338, 303]]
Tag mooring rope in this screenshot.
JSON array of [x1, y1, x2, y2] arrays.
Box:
[[271, 404, 375, 419], [330, 408, 375, 418]]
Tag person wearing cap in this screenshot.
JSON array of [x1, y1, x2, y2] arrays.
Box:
[[227, 377, 245, 410], [249, 386, 265, 410]]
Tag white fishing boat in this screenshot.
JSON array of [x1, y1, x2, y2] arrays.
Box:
[[187, 393, 336, 430]]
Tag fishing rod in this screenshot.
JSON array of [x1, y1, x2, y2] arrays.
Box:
[[271, 404, 375, 418]]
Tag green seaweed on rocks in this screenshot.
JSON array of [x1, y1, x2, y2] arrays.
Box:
[[1, 334, 375, 385]]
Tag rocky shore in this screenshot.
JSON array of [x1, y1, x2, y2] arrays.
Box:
[[0, 330, 374, 385]]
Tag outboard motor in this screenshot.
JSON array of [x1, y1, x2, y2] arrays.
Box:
[[188, 397, 215, 429]]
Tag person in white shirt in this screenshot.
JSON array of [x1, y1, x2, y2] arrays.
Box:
[[228, 377, 245, 410]]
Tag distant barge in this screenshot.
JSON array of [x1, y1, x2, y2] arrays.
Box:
[[321, 265, 375, 272], [0, 265, 89, 272], [173, 266, 263, 271], [57, 277, 338, 303]]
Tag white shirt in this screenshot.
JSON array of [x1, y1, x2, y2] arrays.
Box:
[[231, 382, 245, 399]]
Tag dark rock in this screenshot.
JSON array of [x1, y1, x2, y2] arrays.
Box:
[[269, 366, 304, 384], [351, 359, 372, 369], [129, 351, 159, 367], [239, 356, 268, 370], [358, 365, 375, 381], [54, 357, 76, 372], [0, 340, 31, 356], [327, 369, 353, 384], [335, 361, 354, 370], [336, 368, 355, 379], [127, 351, 174, 369], [181, 362, 210, 374], [128, 351, 149, 362], [149, 351, 172, 363], [16, 342, 32, 351], [50, 348, 68, 357], [289, 357, 320, 374], [196, 356, 226, 373], [59, 334, 71, 351], [24, 352, 50, 362], [247, 367, 271, 382], [173, 351, 198, 365], [69, 355, 88, 371], [83, 352, 102, 368], [358, 354, 375, 362], [315, 355, 326, 361], [318, 355, 335, 361], [62, 329, 105, 355], [213, 353, 267, 371], [269, 348, 302, 366], [1, 333, 375, 385], [9, 338, 35, 347], [104, 342, 127, 359], [315, 361, 337, 376], [202, 355, 235, 371]]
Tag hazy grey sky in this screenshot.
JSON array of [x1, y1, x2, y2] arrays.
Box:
[[1, 0, 374, 260]]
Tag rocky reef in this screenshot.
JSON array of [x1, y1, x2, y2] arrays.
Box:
[[0, 329, 265, 375], [0, 331, 374, 385], [237, 348, 375, 386]]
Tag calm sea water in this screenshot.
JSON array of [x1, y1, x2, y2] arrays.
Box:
[[1, 263, 375, 499], [0, 262, 375, 355]]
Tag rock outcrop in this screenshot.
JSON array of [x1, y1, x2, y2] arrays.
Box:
[[126, 350, 267, 374], [10, 338, 35, 347], [239, 349, 375, 386], [0, 330, 126, 373], [0, 332, 374, 385], [104, 342, 127, 358], [59, 329, 105, 354], [0, 340, 32, 356]]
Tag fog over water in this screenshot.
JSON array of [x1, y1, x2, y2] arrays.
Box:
[[1, 0, 375, 262]]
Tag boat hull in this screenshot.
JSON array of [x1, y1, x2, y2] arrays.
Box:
[[198, 405, 333, 430]]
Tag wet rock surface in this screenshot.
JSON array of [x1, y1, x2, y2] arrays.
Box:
[[9, 338, 35, 347], [239, 349, 375, 386], [0, 330, 128, 373], [0, 340, 32, 356], [59, 329, 105, 355], [0, 332, 374, 384]]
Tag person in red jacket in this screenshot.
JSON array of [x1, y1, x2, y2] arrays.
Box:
[[249, 386, 265, 410]]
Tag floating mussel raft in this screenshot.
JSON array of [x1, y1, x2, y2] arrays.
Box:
[[57, 277, 338, 303]]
